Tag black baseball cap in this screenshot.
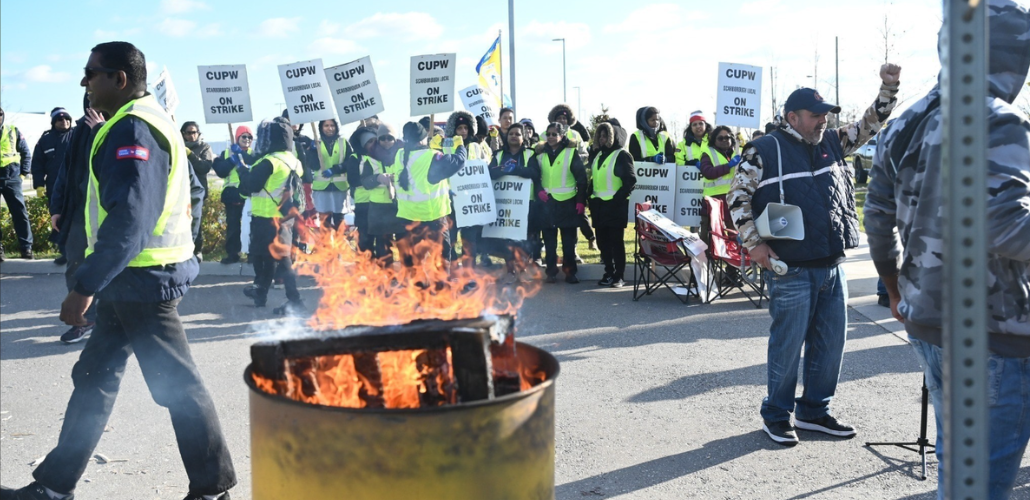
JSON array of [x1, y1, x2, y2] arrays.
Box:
[[783, 88, 841, 115]]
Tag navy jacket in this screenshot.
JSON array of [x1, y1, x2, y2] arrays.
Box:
[[749, 128, 858, 267], [50, 116, 98, 244], [72, 115, 198, 302], [31, 127, 74, 195]]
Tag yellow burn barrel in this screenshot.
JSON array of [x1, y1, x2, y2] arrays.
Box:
[[245, 342, 558, 500]]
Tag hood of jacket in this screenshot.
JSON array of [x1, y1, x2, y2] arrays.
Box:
[[548, 104, 577, 127], [865, 0, 1030, 336], [445, 110, 478, 139], [349, 126, 377, 157], [255, 117, 294, 156], [635, 106, 659, 140], [318, 119, 341, 144], [590, 122, 628, 159]]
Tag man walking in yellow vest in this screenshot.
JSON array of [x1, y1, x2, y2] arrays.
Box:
[[0, 106, 35, 260], [1, 42, 236, 500]]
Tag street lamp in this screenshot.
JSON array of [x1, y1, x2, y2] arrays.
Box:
[[552, 38, 566, 102]]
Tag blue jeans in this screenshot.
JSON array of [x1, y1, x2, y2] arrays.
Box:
[[761, 265, 848, 422], [908, 337, 1030, 500]]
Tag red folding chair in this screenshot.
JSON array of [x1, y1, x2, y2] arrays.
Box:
[[704, 196, 766, 308], [632, 203, 698, 305]]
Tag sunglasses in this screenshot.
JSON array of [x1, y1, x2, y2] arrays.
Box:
[[239, 135, 253, 140], [84, 66, 119, 80], [183, 130, 199, 136], [716, 135, 732, 141]]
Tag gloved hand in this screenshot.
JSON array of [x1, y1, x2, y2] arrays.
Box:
[[321, 168, 334, 179], [451, 135, 464, 149], [231, 153, 245, 169], [537, 190, 549, 203], [376, 173, 392, 186], [575, 203, 585, 215], [230, 143, 243, 155], [36, 187, 45, 198], [727, 155, 742, 168], [429, 134, 444, 151], [654, 153, 665, 164], [502, 159, 518, 173], [489, 126, 500, 137]]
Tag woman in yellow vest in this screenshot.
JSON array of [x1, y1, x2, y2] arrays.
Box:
[[588, 122, 637, 288], [211, 125, 256, 264], [442, 110, 492, 267], [699, 125, 744, 287], [343, 125, 379, 255], [312, 119, 354, 230], [630, 106, 676, 163], [531, 122, 588, 284], [675, 110, 711, 166], [486, 121, 542, 280], [359, 123, 406, 263], [391, 121, 467, 266], [239, 117, 305, 314]]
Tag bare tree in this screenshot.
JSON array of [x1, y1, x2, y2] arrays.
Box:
[[878, 0, 906, 64]]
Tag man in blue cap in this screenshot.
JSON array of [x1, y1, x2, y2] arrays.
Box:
[[727, 63, 902, 446]]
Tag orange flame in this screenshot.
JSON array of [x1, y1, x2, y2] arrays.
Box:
[[292, 221, 540, 330]]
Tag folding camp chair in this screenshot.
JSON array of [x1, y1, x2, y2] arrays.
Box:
[[632, 203, 698, 304], [704, 196, 766, 308]]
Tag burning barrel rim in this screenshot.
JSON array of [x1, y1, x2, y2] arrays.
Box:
[[244, 342, 559, 415]]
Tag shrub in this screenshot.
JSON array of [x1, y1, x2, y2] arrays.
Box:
[[200, 187, 227, 260], [0, 194, 58, 255]]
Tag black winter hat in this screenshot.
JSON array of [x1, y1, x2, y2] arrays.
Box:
[[403, 121, 427, 143]]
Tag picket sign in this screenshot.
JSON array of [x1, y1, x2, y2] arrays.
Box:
[[450, 159, 496, 227], [627, 161, 677, 220], [482, 175, 530, 240]]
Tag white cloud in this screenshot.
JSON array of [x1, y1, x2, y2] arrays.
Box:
[[257, 17, 301, 38], [308, 37, 363, 56], [603, 4, 691, 34], [160, 0, 210, 14], [316, 20, 340, 37], [347, 13, 443, 41], [195, 22, 222, 38], [23, 65, 71, 83], [94, 29, 118, 39], [158, 18, 197, 37]]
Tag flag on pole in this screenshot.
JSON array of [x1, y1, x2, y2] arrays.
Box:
[[476, 35, 504, 109]]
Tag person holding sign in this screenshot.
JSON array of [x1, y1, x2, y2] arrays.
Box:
[[630, 106, 675, 163], [391, 121, 467, 265], [727, 63, 901, 446], [532, 122, 588, 284], [342, 125, 378, 254], [359, 123, 406, 262], [313, 119, 354, 230], [588, 122, 636, 288], [487, 121, 541, 277], [676, 111, 711, 166], [439, 110, 492, 267], [212, 126, 256, 264]]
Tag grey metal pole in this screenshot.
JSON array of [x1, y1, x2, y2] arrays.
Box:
[[835, 36, 840, 127], [553, 38, 566, 102], [941, 0, 989, 498], [508, 0, 516, 112]]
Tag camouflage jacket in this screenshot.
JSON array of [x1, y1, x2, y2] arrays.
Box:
[[727, 82, 899, 251], [865, 0, 1030, 339]]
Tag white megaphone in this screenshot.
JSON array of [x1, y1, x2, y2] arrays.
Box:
[[756, 202, 805, 241]]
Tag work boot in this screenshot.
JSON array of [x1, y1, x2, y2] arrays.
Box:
[[182, 492, 229, 500], [0, 482, 74, 499]]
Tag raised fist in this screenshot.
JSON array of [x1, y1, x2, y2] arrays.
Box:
[[880, 63, 902, 86]]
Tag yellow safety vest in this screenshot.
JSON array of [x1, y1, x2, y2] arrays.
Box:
[[360, 155, 392, 204], [250, 151, 303, 219], [591, 150, 624, 200], [394, 148, 450, 222], [633, 130, 671, 159], [1, 125, 21, 167], [312, 138, 349, 191], [221, 147, 252, 197], [85, 95, 193, 267], [675, 137, 708, 166], [702, 147, 734, 197], [539, 147, 577, 202]]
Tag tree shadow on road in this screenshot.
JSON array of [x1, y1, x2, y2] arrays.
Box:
[[555, 431, 777, 498]]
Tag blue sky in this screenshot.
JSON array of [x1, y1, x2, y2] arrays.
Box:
[[2, 0, 949, 143]]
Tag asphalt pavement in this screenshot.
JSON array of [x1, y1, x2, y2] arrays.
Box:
[[1, 238, 1027, 499]]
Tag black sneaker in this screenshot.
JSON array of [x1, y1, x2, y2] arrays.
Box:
[[565, 274, 580, 284], [54, 256, 68, 265], [60, 323, 94, 344], [243, 284, 259, 299], [598, 275, 615, 286], [611, 278, 626, 288], [221, 255, 240, 264], [795, 414, 857, 438], [877, 294, 890, 308], [1, 482, 73, 499], [19, 250, 33, 260], [762, 419, 799, 446], [183, 492, 229, 500], [544, 275, 557, 284]]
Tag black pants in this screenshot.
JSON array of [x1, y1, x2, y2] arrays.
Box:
[[578, 213, 595, 242], [595, 226, 626, 280], [542, 227, 578, 277], [250, 217, 300, 302], [64, 212, 97, 323], [33, 299, 236, 495], [1, 176, 33, 252], [224, 201, 244, 257], [402, 217, 450, 267]]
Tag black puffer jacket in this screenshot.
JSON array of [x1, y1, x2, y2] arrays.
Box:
[[588, 122, 636, 227]]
